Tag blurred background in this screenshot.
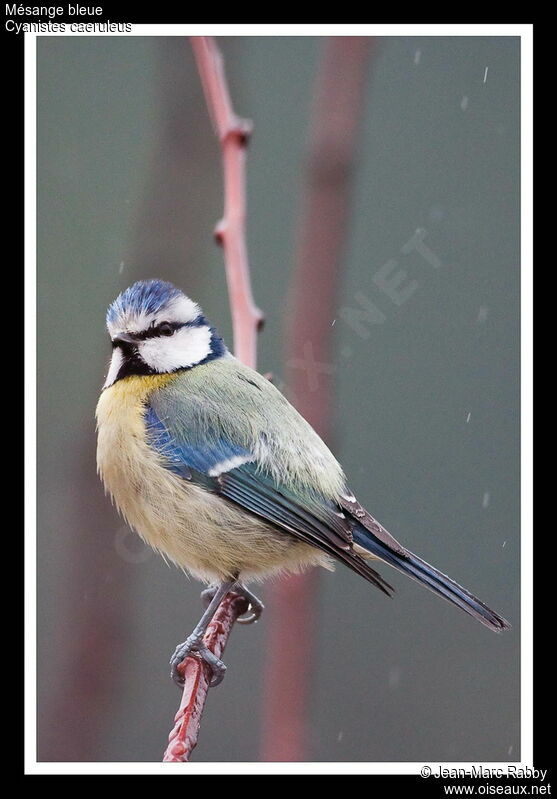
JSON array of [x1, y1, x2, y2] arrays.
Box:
[[37, 35, 520, 762]]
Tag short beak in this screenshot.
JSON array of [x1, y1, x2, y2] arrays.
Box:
[[112, 332, 138, 347]]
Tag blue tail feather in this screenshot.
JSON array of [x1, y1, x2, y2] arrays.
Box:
[[353, 526, 510, 632]]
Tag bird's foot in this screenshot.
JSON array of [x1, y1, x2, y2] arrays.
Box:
[[234, 585, 265, 624], [169, 634, 227, 689], [200, 583, 264, 625]]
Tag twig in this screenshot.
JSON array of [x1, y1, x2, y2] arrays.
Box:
[[162, 36, 262, 763], [261, 37, 374, 762], [163, 592, 249, 762], [191, 36, 264, 370]]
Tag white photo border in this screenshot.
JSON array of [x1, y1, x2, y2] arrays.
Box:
[[25, 22, 533, 775]]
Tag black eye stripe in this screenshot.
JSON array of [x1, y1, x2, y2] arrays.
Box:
[[136, 321, 183, 340], [116, 315, 207, 343]]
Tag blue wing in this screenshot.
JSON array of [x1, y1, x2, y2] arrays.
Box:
[[145, 406, 248, 479], [145, 401, 509, 630], [145, 405, 393, 595]]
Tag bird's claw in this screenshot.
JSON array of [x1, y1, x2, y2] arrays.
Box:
[[200, 584, 264, 625], [235, 585, 265, 624], [169, 635, 227, 689], [236, 599, 264, 625], [169, 582, 263, 689]]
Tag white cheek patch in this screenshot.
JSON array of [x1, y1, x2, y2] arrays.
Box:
[[138, 325, 213, 373], [103, 349, 123, 388]]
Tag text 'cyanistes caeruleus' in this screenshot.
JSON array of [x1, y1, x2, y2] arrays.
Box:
[[96, 279, 510, 687]]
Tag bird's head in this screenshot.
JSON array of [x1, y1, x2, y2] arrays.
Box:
[[103, 279, 227, 387]]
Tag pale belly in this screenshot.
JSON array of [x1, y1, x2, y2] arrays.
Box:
[[95, 375, 330, 583]]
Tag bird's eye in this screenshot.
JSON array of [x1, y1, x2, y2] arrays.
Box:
[[158, 322, 174, 337]]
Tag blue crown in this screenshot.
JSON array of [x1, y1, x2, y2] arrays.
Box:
[[107, 279, 182, 325]]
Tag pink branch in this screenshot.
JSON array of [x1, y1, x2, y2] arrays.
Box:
[[163, 36, 262, 762], [261, 37, 374, 762], [163, 593, 249, 762], [191, 36, 264, 370]]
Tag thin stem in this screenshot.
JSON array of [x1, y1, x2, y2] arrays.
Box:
[[163, 592, 249, 762], [163, 36, 263, 762], [191, 36, 264, 370]]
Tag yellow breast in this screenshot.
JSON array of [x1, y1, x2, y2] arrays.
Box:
[[95, 373, 178, 527], [95, 373, 330, 582], [95, 373, 196, 566], [96, 373, 177, 426]]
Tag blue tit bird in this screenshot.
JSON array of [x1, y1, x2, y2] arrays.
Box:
[[96, 279, 510, 687]]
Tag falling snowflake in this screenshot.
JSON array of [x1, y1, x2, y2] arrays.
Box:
[[477, 306, 489, 324], [388, 666, 402, 688]]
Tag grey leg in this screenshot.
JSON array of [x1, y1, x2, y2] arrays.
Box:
[[170, 580, 234, 688], [201, 582, 264, 625]]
